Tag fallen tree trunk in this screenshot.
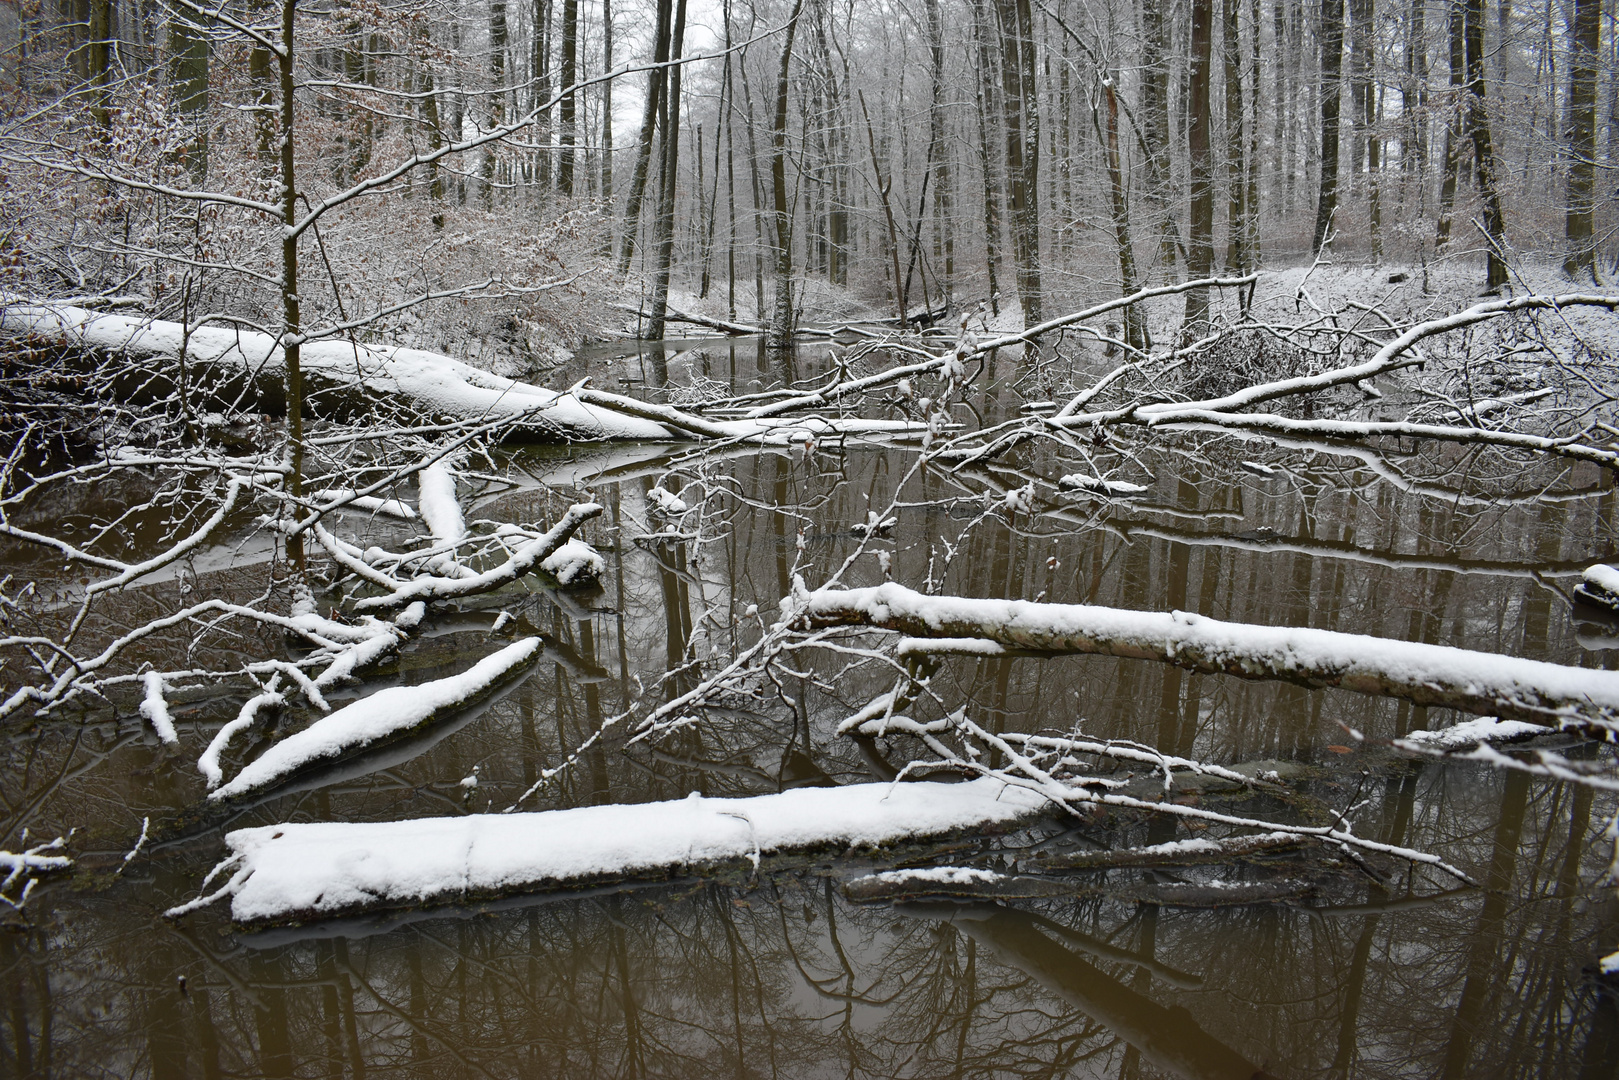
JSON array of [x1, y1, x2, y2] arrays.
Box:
[[167, 778, 1047, 924], [801, 582, 1619, 732], [1, 298, 677, 441]]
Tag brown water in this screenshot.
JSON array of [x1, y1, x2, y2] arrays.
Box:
[[3, 338, 1618, 1078]]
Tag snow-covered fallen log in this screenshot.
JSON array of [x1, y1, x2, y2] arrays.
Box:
[[0, 297, 675, 441], [208, 637, 544, 801], [802, 582, 1619, 732], [1, 298, 925, 445], [170, 778, 1048, 923]]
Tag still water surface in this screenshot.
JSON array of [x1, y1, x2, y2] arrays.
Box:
[[2, 337, 1617, 1078]]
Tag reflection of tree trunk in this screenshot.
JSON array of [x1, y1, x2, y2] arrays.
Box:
[[608, 896, 645, 1078], [252, 952, 295, 1077], [1439, 770, 1530, 1080], [933, 907, 1276, 1080]]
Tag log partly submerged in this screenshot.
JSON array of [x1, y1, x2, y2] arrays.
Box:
[[801, 582, 1619, 733]]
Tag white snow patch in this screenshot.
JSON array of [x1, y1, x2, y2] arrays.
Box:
[[208, 638, 543, 801], [1399, 717, 1552, 751], [1135, 838, 1224, 856], [896, 637, 1008, 656], [861, 866, 1004, 886], [1583, 564, 1619, 596], [417, 465, 465, 546], [178, 778, 1047, 922], [647, 486, 689, 515], [139, 672, 178, 745], [540, 539, 605, 587], [312, 489, 417, 520], [1058, 474, 1149, 496], [199, 686, 286, 789]]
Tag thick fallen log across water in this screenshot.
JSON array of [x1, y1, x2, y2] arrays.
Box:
[[168, 779, 1048, 925], [802, 582, 1619, 733]]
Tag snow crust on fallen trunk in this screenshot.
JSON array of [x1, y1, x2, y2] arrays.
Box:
[[209, 638, 543, 801], [187, 778, 1046, 923], [802, 583, 1619, 728], [0, 298, 674, 441]]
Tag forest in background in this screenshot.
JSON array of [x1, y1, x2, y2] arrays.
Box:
[[2, 0, 1615, 364]]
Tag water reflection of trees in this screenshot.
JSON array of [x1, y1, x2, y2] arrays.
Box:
[[2, 436, 1618, 1077]]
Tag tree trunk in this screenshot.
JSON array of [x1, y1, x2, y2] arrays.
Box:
[[1101, 76, 1148, 351], [278, 0, 305, 571], [558, 0, 577, 195], [1222, 0, 1247, 270], [768, 0, 805, 348], [533, 0, 552, 195], [924, 0, 954, 306], [1566, 0, 1601, 279], [994, 0, 1041, 329], [1464, 0, 1508, 289], [616, 0, 672, 272], [484, 0, 507, 208], [87, 0, 111, 129], [972, 0, 1005, 316], [1184, 0, 1216, 334], [1350, 0, 1380, 258], [1141, 0, 1180, 270], [168, 14, 210, 176], [646, 0, 689, 343], [1312, 0, 1346, 253], [601, 0, 613, 201], [1436, 0, 1464, 250]]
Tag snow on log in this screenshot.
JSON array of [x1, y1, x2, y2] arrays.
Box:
[[801, 582, 1619, 731], [173, 778, 1047, 924], [312, 490, 417, 519], [1396, 717, 1554, 751], [416, 465, 465, 545], [539, 538, 605, 587], [350, 501, 603, 610], [0, 298, 675, 441], [1575, 564, 1619, 612], [138, 671, 178, 745], [208, 637, 545, 801], [1057, 474, 1149, 497]]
